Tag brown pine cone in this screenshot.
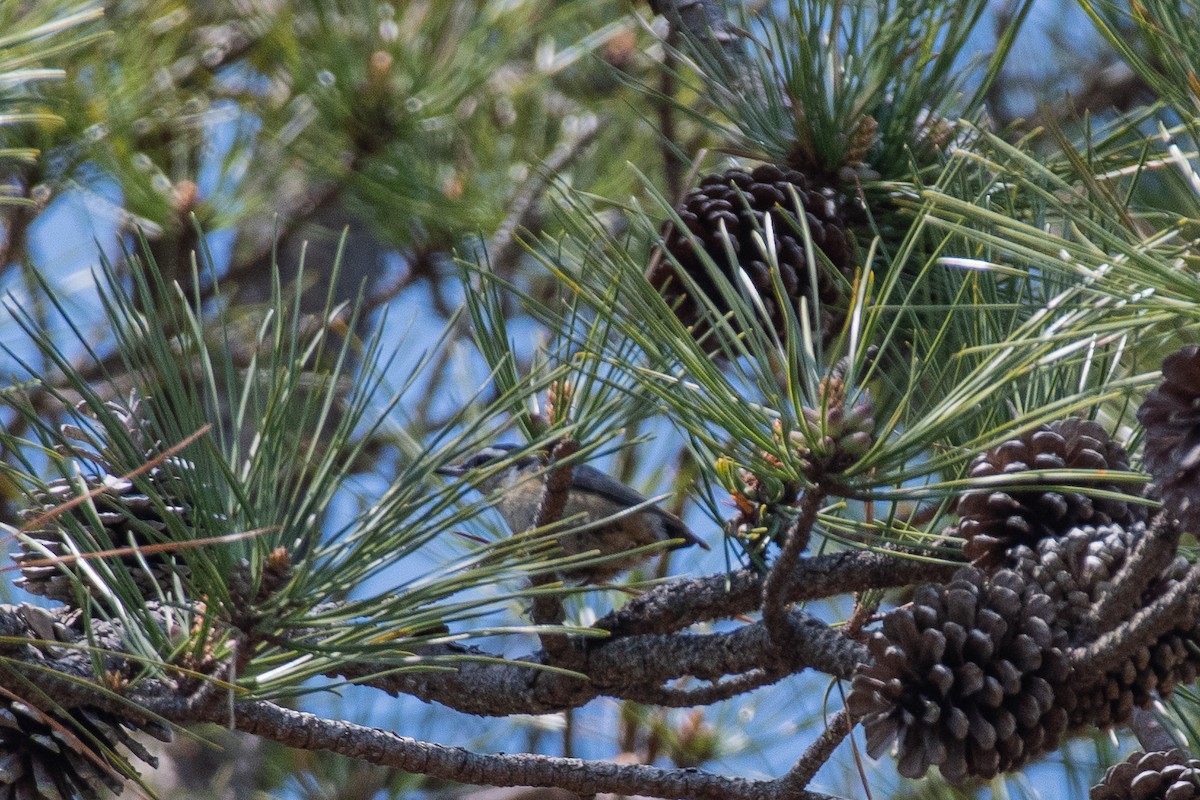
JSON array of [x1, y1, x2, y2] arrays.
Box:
[[1068, 548, 1199, 731], [1091, 749, 1200, 800], [13, 393, 196, 604], [956, 419, 1142, 569], [1138, 345, 1200, 532], [1009, 523, 1139, 629], [846, 567, 1071, 783], [0, 698, 170, 799], [649, 163, 856, 349], [1009, 522, 1200, 730]]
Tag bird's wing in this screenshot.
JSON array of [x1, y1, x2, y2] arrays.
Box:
[[571, 464, 708, 549]]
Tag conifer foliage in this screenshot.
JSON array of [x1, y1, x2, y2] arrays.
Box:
[[6, 1, 1200, 800]]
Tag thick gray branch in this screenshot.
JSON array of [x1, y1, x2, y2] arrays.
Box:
[[0, 550, 940, 723], [0, 549, 941, 796], [320, 550, 938, 716], [1085, 513, 1180, 635], [1070, 561, 1200, 674], [0, 634, 851, 800], [337, 610, 868, 716], [596, 550, 958, 637]]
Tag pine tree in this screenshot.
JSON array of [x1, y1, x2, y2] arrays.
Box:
[[3, 2, 1200, 800]]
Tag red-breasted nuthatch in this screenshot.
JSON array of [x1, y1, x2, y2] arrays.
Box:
[[436, 444, 708, 583]]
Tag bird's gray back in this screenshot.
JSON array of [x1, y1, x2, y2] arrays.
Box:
[[570, 463, 698, 545]]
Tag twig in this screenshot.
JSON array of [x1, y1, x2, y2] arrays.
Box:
[[14, 424, 213, 535], [657, 26, 684, 203], [486, 120, 601, 276], [0, 170, 35, 275], [772, 709, 853, 796], [1070, 561, 1200, 674], [842, 593, 879, 642], [1130, 706, 1183, 754], [762, 490, 826, 647], [619, 669, 786, 707], [646, 0, 756, 102], [530, 439, 582, 665], [1084, 512, 1180, 636]]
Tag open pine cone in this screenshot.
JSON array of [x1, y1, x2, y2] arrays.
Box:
[[955, 419, 1142, 569], [649, 163, 856, 350], [1139, 345, 1200, 532], [0, 696, 170, 799], [1091, 749, 1200, 800], [1010, 522, 1200, 730], [846, 566, 1071, 783], [14, 393, 197, 604], [1009, 523, 1137, 628]]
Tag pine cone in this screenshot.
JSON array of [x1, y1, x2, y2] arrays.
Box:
[[0, 698, 170, 799], [1069, 551, 1199, 731], [1069, 633, 1200, 732], [782, 358, 876, 479], [956, 419, 1142, 569], [846, 567, 1070, 783], [649, 163, 856, 349], [226, 546, 293, 624], [1009, 523, 1139, 629], [1138, 345, 1200, 532], [1010, 523, 1200, 730], [14, 393, 196, 603], [1091, 750, 1200, 800]]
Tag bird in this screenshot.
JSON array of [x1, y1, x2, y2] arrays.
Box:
[[435, 444, 708, 583]]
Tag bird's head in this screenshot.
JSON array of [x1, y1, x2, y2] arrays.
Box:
[[435, 444, 545, 492]]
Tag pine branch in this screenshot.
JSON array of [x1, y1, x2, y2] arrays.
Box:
[[0, 603, 860, 800], [1084, 512, 1181, 636], [486, 119, 601, 276], [0, 581, 872, 720], [334, 609, 868, 717], [596, 549, 959, 637], [762, 489, 826, 647], [773, 708, 853, 795], [1070, 561, 1200, 674], [183, 699, 845, 800]]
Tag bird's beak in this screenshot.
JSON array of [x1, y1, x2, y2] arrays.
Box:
[[435, 464, 466, 477]]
